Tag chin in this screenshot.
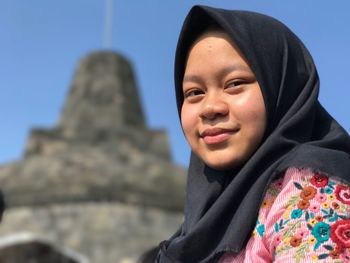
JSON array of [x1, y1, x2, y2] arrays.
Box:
[[204, 157, 242, 171]]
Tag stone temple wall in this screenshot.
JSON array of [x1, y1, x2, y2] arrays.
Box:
[[0, 51, 186, 262]]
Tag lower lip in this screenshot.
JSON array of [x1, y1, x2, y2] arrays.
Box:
[[202, 132, 232, 145]]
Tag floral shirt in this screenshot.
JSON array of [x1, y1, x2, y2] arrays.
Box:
[[218, 167, 350, 263]]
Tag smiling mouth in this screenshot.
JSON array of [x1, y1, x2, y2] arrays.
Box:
[[200, 128, 237, 145]]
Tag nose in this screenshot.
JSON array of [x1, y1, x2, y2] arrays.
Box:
[[199, 95, 229, 120]]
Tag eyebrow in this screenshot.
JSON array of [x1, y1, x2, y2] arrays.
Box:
[[183, 64, 252, 83]]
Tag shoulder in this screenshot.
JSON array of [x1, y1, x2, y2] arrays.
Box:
[[257, 167, 350, 262], [277, 144, 350, 184]]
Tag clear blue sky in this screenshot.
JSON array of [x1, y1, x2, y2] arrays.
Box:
[[1, 1, 349, 167]]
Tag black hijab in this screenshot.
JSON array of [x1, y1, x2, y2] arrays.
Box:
[[158, 5, 350, 263]]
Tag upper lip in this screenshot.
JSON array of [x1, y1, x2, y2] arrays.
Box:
[[199, 127, 238, 137]]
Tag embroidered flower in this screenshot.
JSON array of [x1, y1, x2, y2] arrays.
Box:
[[325, 188, 334, 194], [340, 249, 350, 262], [309, 203, 320, 213], [295, 228, 309, 239], [335, 185, 350, 205], [321, 202, 330, 209], [329, 247, 341, 259], [260, 173, 350, 261], [311, 254, 318, 261], [308, 236, 317, 245], [290, 236, 302, 247], [273, 232, 283, 247], [291, 209, 303, 219], [330, 219, 350, 249], [262, 199, 274, 208], [309, 219, 318, 226], [315, 193, 327, 203], [312, 222, 330, 243], [300, 186, 317, 200], [311, 173, 329, 188], [283, 237, 291, 244], [328, 194, 335, 201], [282, 211, 290, 219], [297, 199, 310, 210], [332, 202, 340, 210], [315, 215, 323, 222], [271, 179, 283, 189]]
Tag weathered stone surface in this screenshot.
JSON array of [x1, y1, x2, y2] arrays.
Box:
[[59, 52, 146, 138], [0, 51, 185, 210], [0, 51, 186, 262], [0, 203, 183, 262], [1, 143, 185, 211]]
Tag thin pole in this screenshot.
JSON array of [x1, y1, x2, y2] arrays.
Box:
[[104, 0, 113, 48]]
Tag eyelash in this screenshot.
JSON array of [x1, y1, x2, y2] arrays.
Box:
[[183, 80, 246, 99], [184, 89, 204, 98], [225, 80, 245, 89]]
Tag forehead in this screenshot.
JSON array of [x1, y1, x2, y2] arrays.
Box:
[[184, 30, 252, 74], [189, 30, 234, 52], [187, 30, 249, 62]]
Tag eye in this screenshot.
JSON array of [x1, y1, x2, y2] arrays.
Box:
[[184, 88, 205, 98], [225, 80, 246, 89]]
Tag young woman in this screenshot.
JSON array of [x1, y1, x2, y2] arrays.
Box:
[[157, 5, 350, 263]]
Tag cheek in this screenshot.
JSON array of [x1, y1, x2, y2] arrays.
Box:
[[250, 105, 267, 143], [248, 103, 266, 127], [237, 92, 267, 138], [181, 105, 197, 137]]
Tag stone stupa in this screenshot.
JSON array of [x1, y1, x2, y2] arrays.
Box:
[[0, 51, 186, 263]]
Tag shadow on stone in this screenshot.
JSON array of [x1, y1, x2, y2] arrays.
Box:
[[0, 233, 89, 263]]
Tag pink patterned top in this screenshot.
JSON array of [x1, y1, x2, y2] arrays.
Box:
[[218, 167, 350, 263]]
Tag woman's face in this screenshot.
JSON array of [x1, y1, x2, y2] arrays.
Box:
[[181, 31, 267, 170]]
